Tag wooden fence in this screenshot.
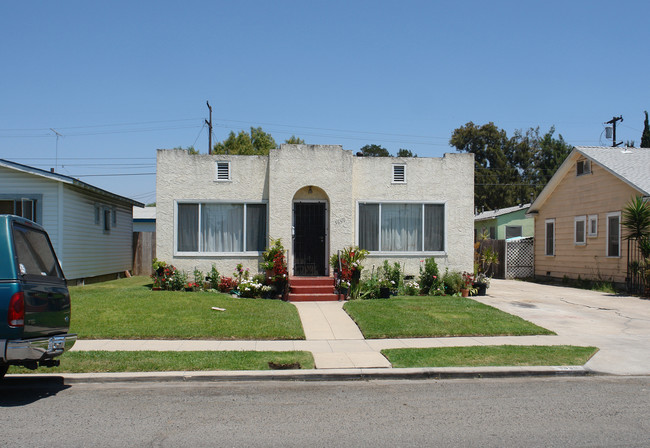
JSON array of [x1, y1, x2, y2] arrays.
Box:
[[133, 231, 156, 276]]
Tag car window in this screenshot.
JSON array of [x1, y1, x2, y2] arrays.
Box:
[[11, 223, 63, 280]]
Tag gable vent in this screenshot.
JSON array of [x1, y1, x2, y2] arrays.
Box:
[[392, 164, 406, 183], [576, 160, 591, 176], [216, 161, 230, 181]]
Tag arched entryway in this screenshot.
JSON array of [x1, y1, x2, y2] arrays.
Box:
[[292, 186, 329, 276]]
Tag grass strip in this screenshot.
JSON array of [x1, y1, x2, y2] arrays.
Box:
[[344, 295, 554, 339], [9, 350, 315, 374], [382, 345, 598, 368], [69, 276, 305, 340]]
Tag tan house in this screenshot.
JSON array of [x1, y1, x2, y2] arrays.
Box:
[[527, 146, 650, 286]]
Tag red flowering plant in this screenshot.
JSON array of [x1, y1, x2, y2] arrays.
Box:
[[218, 276, 239, 293], [151, 259, 181, 290], [462, 271, 474, 289], [330, 246, 369, 299], [261, 238, 288, 297]]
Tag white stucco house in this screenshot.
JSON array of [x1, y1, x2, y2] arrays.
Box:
[[0, 159, 144, 283], [156, 144, 474, 279]]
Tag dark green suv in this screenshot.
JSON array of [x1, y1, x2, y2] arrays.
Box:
[[0, 215, 76, 379]]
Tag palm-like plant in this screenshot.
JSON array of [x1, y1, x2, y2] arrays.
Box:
[[623, 196, 650, 257]]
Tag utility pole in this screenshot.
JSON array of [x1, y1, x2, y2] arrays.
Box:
[[605, 115, 623, 147], [205, 101, 213, 154], [50, 128, 63, 172]]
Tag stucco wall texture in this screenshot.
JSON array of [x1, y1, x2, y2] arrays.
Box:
[[156, 145, 474, 278]]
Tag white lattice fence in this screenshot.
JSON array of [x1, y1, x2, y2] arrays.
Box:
[[505, 238, 534, 279]]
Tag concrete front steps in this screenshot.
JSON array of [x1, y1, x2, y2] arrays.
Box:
[[287, 276, 340, 302]]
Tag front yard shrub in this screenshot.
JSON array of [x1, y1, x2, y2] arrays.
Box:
[[419, 257, 441, 294], [218, 276, 238, 293], [442, 269, 463, 295]]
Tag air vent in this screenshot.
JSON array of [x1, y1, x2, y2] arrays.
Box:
[[392, 164, 406, 183], [216, 162, 230, 181]]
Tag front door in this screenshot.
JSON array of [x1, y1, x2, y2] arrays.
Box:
[[293, 202, 327, 276]]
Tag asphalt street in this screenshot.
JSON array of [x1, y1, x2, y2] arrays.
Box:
[[2, 376, 650, 447]]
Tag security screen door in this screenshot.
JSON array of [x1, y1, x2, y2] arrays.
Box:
[[293, 202, 326, 276]]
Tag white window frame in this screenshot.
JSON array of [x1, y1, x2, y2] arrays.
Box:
[[588, 214, 598, 237], [574, 216, 586, 245], [355, 200, 446, 255], [174, 200, 268, 256], [606, 211, 621, 258], [392, 164, 406, 184], [545, 219, 555, 256], [215, 161, 231, 182]]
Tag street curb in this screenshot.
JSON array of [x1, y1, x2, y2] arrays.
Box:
[[3, 365, 594, 385]]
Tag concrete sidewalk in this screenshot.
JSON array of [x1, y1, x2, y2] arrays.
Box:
[[61, 280, 650, 380]]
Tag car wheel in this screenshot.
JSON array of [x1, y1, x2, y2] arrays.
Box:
[[0, 364, 8, 380]]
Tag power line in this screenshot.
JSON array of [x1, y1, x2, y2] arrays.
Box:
[[73, 172, 156, 177]]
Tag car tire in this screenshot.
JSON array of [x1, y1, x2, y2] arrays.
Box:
[[0, 364, 8, 380]]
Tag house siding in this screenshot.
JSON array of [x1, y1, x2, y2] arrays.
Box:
[[0, 164, 138, 282], [157, 146, 474, 277], [533, 157, 639, 284], [496, 209, 534, 239], [60, 185, 134, 280], [0, 166, 61, 245]]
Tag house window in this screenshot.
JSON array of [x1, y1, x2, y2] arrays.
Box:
[[392, 165, 406, 183], [576, 160, 591, 176], [216, 162, 231, 181], [176, 202, 267, 253], [545, 219, 555, 256], [358, 202, 445, 252], [505, 226, 522, 239], [104, 209, 111, 232], [489, 226, 496, 240], [574, 216, 586, 245], [0, 198, 35, 221], [588, 215, 598, 237], [606, 212, 621, 257]]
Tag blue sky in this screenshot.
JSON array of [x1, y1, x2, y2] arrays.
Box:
[[1, 1, 648, 204]]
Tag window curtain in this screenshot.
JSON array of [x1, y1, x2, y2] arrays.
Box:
[[381, 204, 422, 251], [246, 204, 266, 252], [201, 204, 243, 252], [177, 204, 199, 251], [424, 204, 444, 251], [359, 203, 379, 251]]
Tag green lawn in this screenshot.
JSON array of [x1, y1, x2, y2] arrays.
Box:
[[344, 295, 554, 339], [69, 276, 305, 340], [383, 345, 598, 368], [8, 350, 314, 373]]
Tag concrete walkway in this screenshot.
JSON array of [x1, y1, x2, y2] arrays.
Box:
[[70, 280, 650, 375]]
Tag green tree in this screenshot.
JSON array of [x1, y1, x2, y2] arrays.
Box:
[[450, 122, 572, 210], [213, 127, 277, 155], [284, 135, 305, 144], [641, 111, 650, 148], [360, 144, 390, 157], [450, 122, 520, 210], [173, 145, 199, 154], [397, 148, 416, 157], [529, 126, 572, 189]]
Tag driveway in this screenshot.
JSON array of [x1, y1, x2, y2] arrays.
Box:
[[475, 279, 650, 375]]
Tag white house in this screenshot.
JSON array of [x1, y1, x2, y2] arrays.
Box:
[[156, 144, 474, 279], [0, 159, 144, 283]]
